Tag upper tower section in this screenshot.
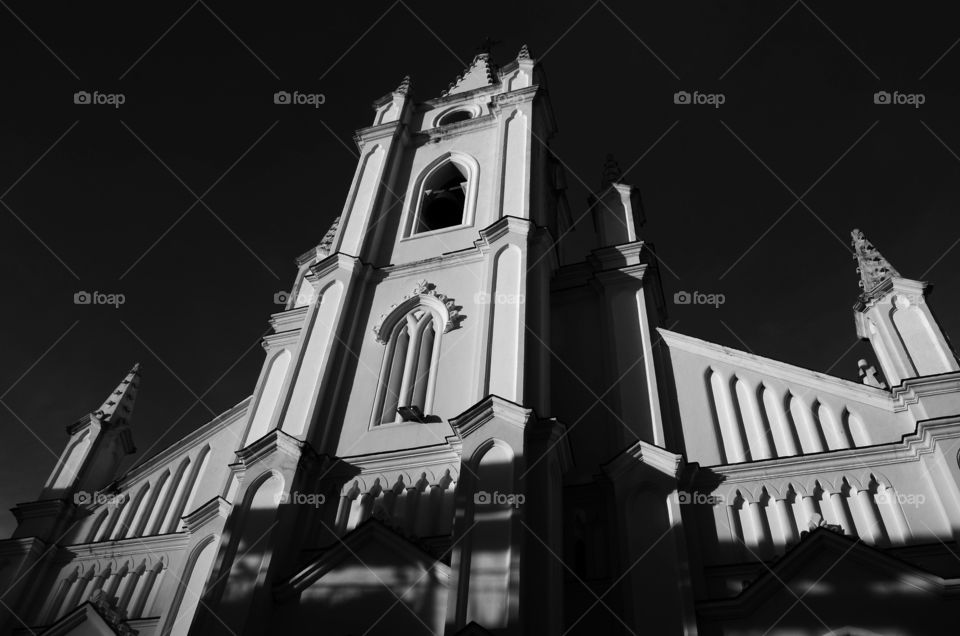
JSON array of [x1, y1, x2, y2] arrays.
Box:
[[324, 44, 567, 269], [852, 229, 959, 385]]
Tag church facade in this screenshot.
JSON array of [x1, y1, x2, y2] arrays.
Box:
[[2, 48, 960, 635]]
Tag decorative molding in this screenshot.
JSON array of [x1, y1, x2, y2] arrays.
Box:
[[372, 280, 463, 343], [448, 395, 534, 440], [182, 496, 231, 533]]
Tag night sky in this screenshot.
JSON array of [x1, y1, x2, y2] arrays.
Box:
[[2, 1, 960, 538]]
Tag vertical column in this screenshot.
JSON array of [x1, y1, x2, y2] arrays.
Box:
[[792, 395, 824, 453], [764, 385, 798, 457], [881, 487, 911, 545], [773, 498, 798, 546], [711, 369, 746, 463], [742, 500, 766, 555], [798, 495, 818, 530], [854, 488, 884, 544], [739, 378, 773, 460], [829, 491, 855, 537]]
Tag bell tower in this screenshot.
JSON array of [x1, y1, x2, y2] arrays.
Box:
[[194, 45, 571, 636]]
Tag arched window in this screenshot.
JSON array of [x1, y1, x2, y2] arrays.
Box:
[[414, 161, 467, 234], [437, 109, 473, 126], [375, 307, 440, 424]]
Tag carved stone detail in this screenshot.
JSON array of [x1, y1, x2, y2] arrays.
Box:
[[371, 280, 463, 343]]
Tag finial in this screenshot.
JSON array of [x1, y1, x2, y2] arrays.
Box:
[[475, 36, 502, 57], [600, 154, 623, 190], [851, 228, 900, 294], [517, 44, 531, 60], [395, 75, 411, 96]]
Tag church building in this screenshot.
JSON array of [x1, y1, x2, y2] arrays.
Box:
[[2, 46, 960, 635]]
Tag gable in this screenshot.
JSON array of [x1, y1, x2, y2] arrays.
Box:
[[698, 530, 960, 634], [274, 521, 449, 635]]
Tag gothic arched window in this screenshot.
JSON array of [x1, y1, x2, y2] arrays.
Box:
[[371, 282, 462, 426], [415, 162, 467, 234], [375, 307, 441, 424], [404, 154, 480, 238]]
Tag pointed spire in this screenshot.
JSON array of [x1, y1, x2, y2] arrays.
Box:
[[93, 363, 141, 426], [517, 44, 531, 60], [395, 75, 411, 96], [600, 154, 623, 190], [851, 229, 900, 294]]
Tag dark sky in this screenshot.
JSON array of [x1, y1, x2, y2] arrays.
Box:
[[3, 1, 960, 537]]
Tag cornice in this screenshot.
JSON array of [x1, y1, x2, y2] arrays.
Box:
[[11, 499, 71, 523], [415, 113, 499, 142], [0, 536, 47, 559], [491, 84, 539, 109], [182, 496, 231, 533], [854, 276, 928, 312], [602, 439, 685, 482], [339, 442, 462, 474], [234, 428, 326, 471], [700, 415, 960, 485], [268, 306, 309, 334], [352, 119, 402, 147], [307, 252, 368, 282], [551, 241, 654, 292], [449, 395, 535, 440], [63, 530, 189, 558], [372, 217, 541, 279], [891, 371, 960, 409]]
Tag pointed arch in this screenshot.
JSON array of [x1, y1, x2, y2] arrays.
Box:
[[402, 152, 480, 237], [167, 535, 219, 636], [371, 284, 460, 426]]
